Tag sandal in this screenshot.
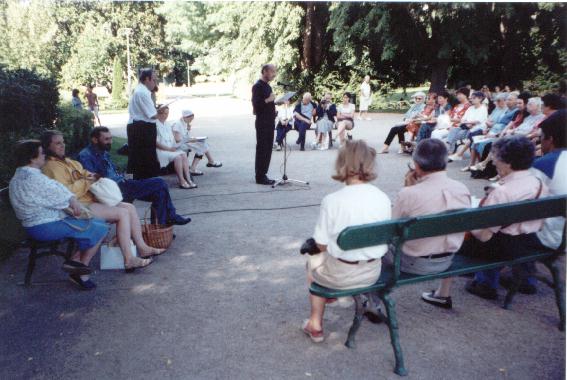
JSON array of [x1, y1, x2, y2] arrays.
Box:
[[139, 247, 166, 258], [206, 162, 223, 168], [190, 171, 204, 176], [179, 182, 198, 189], [124, 257, 153, 273]]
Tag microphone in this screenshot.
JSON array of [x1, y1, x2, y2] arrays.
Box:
[[277, 81, 292, 88]]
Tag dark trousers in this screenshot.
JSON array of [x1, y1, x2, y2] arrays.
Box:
[[275, 122, 292, 145], [127, 121, 160, 180], [417, 123, 435, 142], [384, 124, 407, 146], [118, 178, 177, 225], [294, 120, 310, 149], [255, 118, 275, 180], [460, 233, 542, 289]]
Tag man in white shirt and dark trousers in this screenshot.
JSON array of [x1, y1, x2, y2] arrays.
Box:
[[127, 68, 161, 180]]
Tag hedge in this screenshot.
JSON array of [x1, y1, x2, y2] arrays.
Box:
[[0, 65, 93, 187]]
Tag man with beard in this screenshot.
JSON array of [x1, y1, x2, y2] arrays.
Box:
[[78, 127, 191, 226]]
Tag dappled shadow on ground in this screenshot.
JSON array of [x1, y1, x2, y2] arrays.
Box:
[[0, 113, 564, 379]]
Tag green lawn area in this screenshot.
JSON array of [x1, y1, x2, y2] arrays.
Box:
[[110, 136, 128, 172], [370, 85, 429, 113]]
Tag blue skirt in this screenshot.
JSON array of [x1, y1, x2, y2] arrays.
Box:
[[25, 217, 109, 251]]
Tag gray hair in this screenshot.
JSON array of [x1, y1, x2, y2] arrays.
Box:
[[527, 97, 542, 110], [492, 136, 535, 170], [413, 139, 448, 172], [495, 93, 508, 101]]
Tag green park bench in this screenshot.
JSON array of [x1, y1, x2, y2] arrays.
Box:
[[0, 188, 76, 286], [309, 195, 566, 376]]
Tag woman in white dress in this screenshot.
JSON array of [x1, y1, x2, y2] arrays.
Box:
[[336, 93, 356, 145], [358, 75, 372, 120], [155, 107, 197, 189], [171, 109, 222, 176]]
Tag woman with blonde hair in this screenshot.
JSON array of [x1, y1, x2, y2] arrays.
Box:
[[302, 140, 391, 343]]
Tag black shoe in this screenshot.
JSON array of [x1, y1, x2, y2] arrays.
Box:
[[499, 275, 537, 295], [169, 215, 192, 226], [256, 178, 276, 185], [362, 298, 385, 324], [69, 274, 96, 291], [62, 260, 93, 275], [465, 280, 498, 300], [421, 290, 453, 309]]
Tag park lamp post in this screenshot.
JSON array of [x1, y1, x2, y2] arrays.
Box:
[[118, 27, 133, 95]]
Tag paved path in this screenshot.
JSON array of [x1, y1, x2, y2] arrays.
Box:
[[0, 98, 564, 380]]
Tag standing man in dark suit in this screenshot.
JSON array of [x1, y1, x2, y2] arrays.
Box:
[[252, 64, 277, 185]]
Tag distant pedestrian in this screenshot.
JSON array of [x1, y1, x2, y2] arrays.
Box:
[[85, 85, 101, 126], [71, 89, 83, 110], [358, 75, 372, 120]]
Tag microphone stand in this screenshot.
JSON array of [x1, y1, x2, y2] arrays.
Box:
[[272, 91, 309, 188]]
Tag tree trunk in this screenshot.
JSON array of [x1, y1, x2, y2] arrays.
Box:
[[429, 59, 449, 93], [301, 3, 315, 70]]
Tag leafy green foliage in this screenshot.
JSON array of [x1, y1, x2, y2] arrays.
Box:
[[112, 56, 125, 104]]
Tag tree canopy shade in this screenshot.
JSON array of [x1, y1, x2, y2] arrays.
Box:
[[0, 1, 564, 95]]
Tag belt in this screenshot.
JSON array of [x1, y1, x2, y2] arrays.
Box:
[[338, 258, 377, 265], [424, 252, 453, 259]]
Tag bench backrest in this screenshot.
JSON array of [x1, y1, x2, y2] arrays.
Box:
[[338, 195, 566, 250], [336, 195, 566, 285]]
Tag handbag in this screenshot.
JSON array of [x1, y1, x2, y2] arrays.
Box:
[[89, 178, 123, 206], [63, 204, 93, 220]]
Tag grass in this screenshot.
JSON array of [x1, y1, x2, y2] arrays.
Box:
[[110, 136, 128, 172], [370, 85, 429, 113]]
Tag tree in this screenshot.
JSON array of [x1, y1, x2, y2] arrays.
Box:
[[111, 56, 125, 103]]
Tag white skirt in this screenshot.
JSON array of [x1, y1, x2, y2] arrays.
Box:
[[359, 95, 372, 111], [157, 149, 185, 168], [181, 141, 210, 156]]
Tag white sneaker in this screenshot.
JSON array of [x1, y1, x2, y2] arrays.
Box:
[[365, 117, 372, 121], [448, 154, 462, 162]]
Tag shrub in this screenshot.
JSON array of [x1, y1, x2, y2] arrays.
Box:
[[55, 104, 94, 158], [0, 65, 59, 186], [0, 65, 93, 186]]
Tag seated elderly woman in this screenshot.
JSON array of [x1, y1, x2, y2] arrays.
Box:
[[314, 93, 337, 150], [446, 91, 488, 156], [391, 139, 471, 309], [41, 130, 162, 272], [302, 140, 391, 343], [335, 93, 356, 146], [171, 109, 222, 176], [416, 90, 452, 142], [430, 87, 471, 142], [448, 92, 509, 170], [501, 97, 545, 137], [464, 136, 549, 300], [380, 91, 426, 154], [155, 106, 197, 189], [9, 140, 109, 290]]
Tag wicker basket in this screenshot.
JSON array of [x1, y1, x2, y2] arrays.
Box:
[[141, 207, 174, 249]]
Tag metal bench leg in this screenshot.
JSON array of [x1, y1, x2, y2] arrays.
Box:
[[543, 259, 566, 331], [24, 248, 37, 287], [345, 295, 365, 349], [380, 291, 408, 376], [503, 266, 523, 310]]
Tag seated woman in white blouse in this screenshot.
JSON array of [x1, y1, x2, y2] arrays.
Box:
[[9, 140, 109, 290], [336, 93, 357, 145], [302, 140, 391, 343], [171, 109, 222, 176], [155, 106, 197, 189]]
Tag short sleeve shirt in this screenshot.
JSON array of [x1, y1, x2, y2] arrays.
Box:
[[313, 183, 391, 261]]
